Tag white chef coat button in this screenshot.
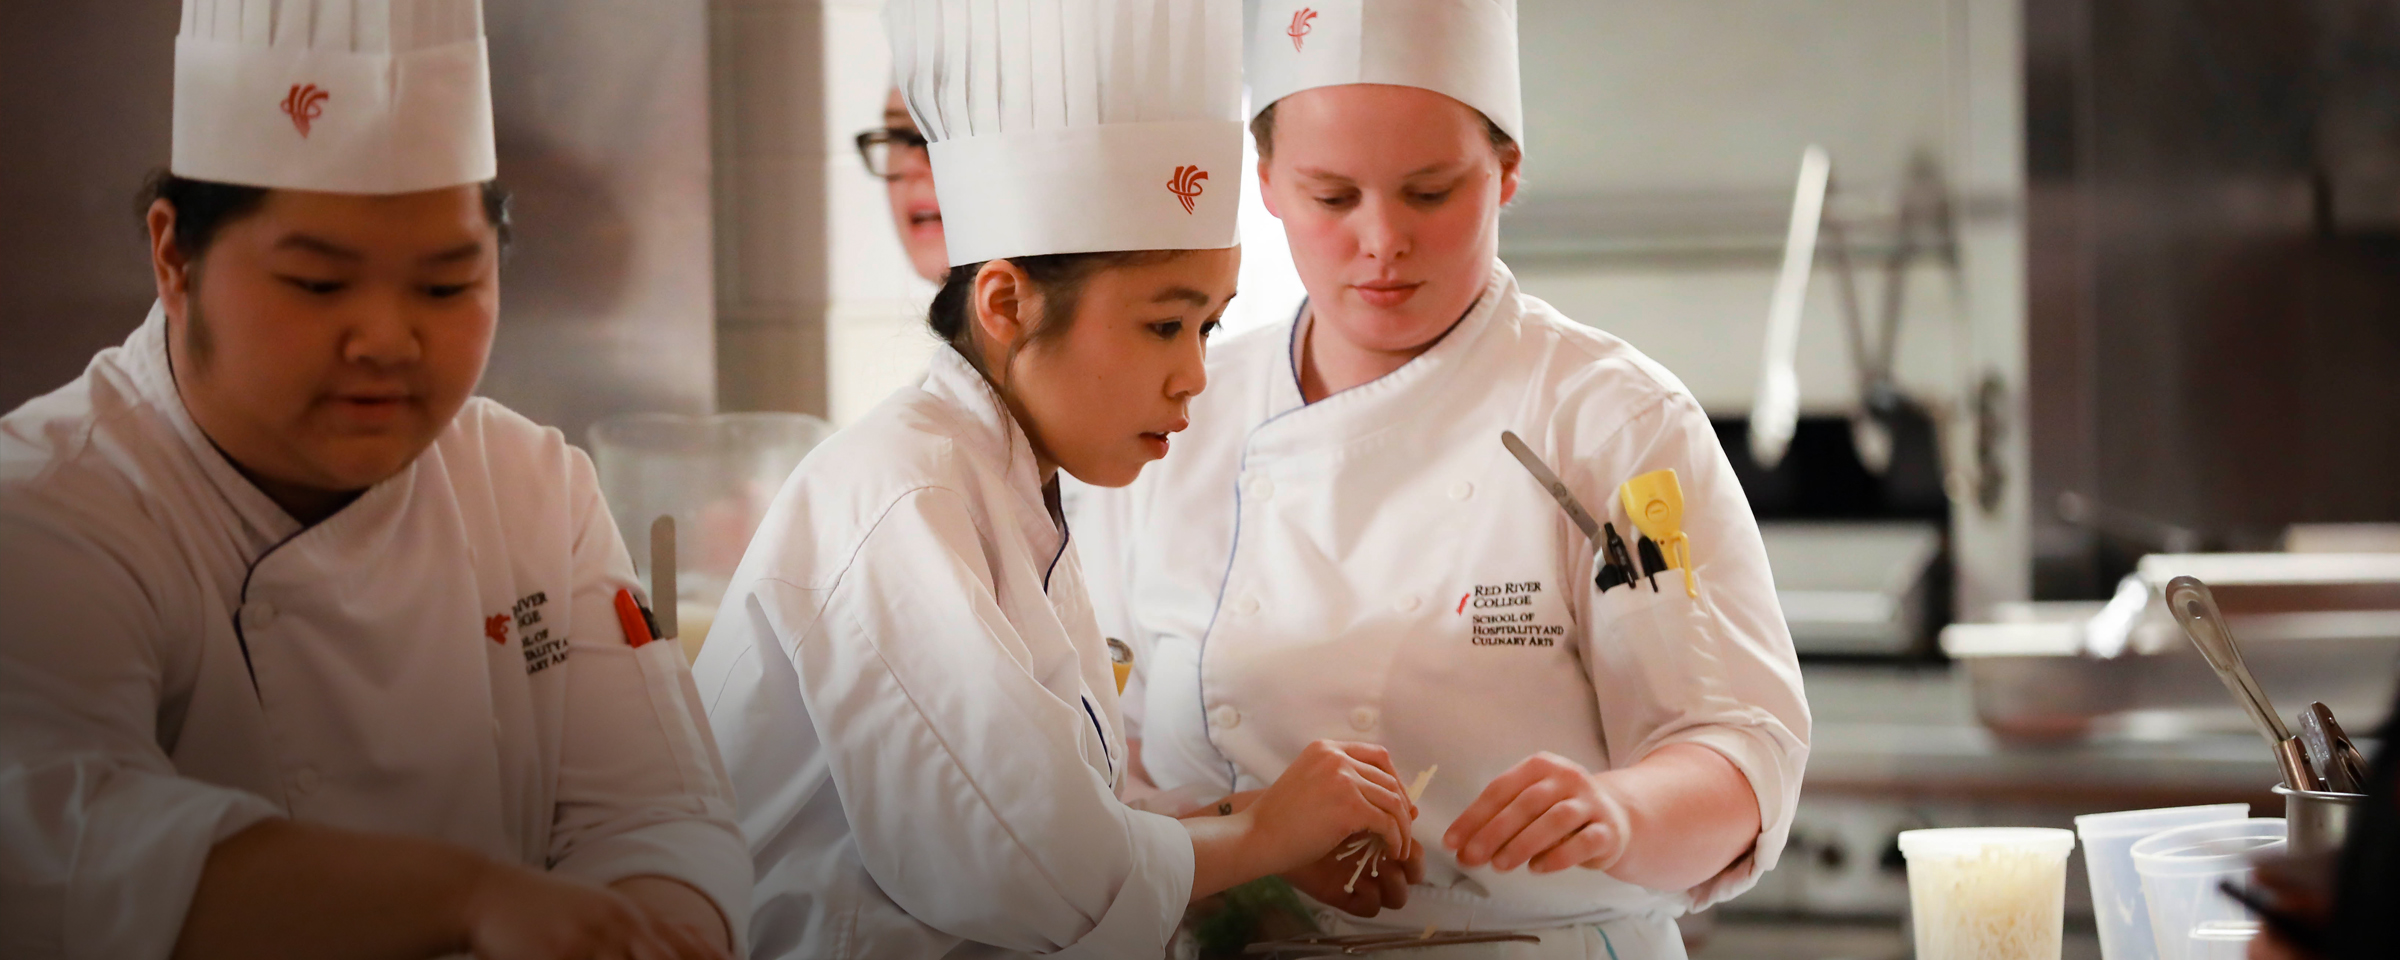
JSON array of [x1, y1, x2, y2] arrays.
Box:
[[1396, 594, 1421, 613], [1449, 481, 1474, 500], [1247, 476, 1275, 501], [1211, 705, 1241, 730], [243, 602, 278, 631], [293, 765, 321, 794], [1234, 595, 1260, 616], [1349, 706, 1378, 732]]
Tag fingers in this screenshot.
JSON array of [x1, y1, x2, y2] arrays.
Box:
[[661, 921, 729, 960], [1451, 776, 1563, 868], [1443, 757, 1549, 851], [1342, 771, 1414, 853], [1529, 820, 1621, 874], [1324, 742, 1406, 800], [1398, 839, 1428, 885], [1334, 741, 1404, 784], [1488, 798, 1593, 872], [1371, 852, 1411, 911]]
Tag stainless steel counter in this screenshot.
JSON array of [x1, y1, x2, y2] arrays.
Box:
[[1728, 663, 2292, 919], [1802, 663, 2281, 808]]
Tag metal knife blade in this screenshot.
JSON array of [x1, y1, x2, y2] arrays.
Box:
[[1501, 431, 1602, 545]]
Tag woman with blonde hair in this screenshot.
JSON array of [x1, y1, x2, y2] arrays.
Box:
[[1075, 2, 1810, 956]]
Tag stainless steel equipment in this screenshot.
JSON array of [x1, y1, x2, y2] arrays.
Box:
[[2272, 783, 2366, 859], [1761, 521, 1942, 656], [2297, 702, 2369, 794], [2165, 577, 2320, 791]]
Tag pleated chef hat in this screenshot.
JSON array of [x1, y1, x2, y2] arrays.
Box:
[[172, 0, 496, 194], [886, 0, 1244, 266], [1248, 0, 1522, 144]]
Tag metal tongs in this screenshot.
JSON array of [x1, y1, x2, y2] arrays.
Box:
[[2164, 576, 2319, 791]]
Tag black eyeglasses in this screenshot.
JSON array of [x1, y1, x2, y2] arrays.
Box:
[[854, 127, 930, 179]]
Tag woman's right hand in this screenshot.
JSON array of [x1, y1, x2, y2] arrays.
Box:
[[1242, 740, 1417, 877], [460, 860, 726, 960]]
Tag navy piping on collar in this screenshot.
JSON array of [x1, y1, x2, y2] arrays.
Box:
[[1040, 478, 1069, 594], [230, 527, 309, 699], [1195, 299, 1318, 791], [1285, 298, 1309, 401], [1081, 695, 1115, 777]]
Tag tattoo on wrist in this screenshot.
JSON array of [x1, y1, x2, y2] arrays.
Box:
[[1218, 801, 1234, 816]]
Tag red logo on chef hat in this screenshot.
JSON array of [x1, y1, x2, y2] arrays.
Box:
[[1288, 8, 1317, 51], [484, 613, 511, 645], [1168, 165, 1208, 214], [281, 83, 330, 137]]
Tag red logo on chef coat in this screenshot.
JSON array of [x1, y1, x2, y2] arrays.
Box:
[[1288, 8, 1317, 50], [281, 83, 330, 137], [484, 613, 511, 645], [1168, 165, 1208, 214]]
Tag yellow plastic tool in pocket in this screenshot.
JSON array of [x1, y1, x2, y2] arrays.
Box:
[[1107, 637, 1134, 695], [1620, 469, 1698, 598]]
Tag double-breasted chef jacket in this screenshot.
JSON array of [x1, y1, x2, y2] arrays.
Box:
[[693, 345, 1193, 959], [1075, 260, 1811, 935], [0, 307, 750, 960]]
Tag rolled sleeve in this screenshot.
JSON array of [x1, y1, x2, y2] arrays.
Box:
[[0, 514, 282, 960], [548, 469, 752, 950], [1564, 393, 1811, 908]]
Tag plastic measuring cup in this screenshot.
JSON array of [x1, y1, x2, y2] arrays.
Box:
[[1899, 827, 2078, 960], [2186, 920, 2260, 960], [2075, 804, 2250, 960], [2129, 818, 2286, 960]]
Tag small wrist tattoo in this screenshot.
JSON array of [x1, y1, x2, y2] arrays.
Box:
[[1218, 801, 1234, 816]]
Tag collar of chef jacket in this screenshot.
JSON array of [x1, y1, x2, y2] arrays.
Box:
[[123, 303, 393, 548], [1248, 262, 1515, 461], [918, 344, 1071, 576]]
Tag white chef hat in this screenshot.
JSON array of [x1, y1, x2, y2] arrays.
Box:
[[172, 0, 497, 194], [886, 0, 1244, 267], [1247, 0, 1522, 145]]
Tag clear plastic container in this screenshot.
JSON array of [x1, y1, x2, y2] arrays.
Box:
[[2129, 818, 2286, 960], [590, 412, 834, 661], [2074, 804, 2250, 960], [1899, 827, 2078, 960], [2186, 920, 2261, 960]]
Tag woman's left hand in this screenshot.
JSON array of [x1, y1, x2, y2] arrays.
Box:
[[1443, 752, 1633, 873]]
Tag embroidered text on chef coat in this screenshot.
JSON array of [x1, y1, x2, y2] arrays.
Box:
[[1461, 580, 1564, 646]]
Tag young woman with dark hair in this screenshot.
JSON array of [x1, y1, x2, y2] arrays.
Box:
[[693, 2, 1418, 957]]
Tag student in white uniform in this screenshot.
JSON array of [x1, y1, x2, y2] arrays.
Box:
[[691, 1, 1423, 957], [0, 3, 748, 958], [1073, 2, 1812, 956]]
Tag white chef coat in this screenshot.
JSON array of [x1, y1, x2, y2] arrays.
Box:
[[692, 345, 1196, 960], [0, 307, 751, 960], [1074, 261, 1810, 948]]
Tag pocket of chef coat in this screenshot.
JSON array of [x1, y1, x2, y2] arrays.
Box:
[[631, 640, 736, 799], [1587, 561, 1696, 640]]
